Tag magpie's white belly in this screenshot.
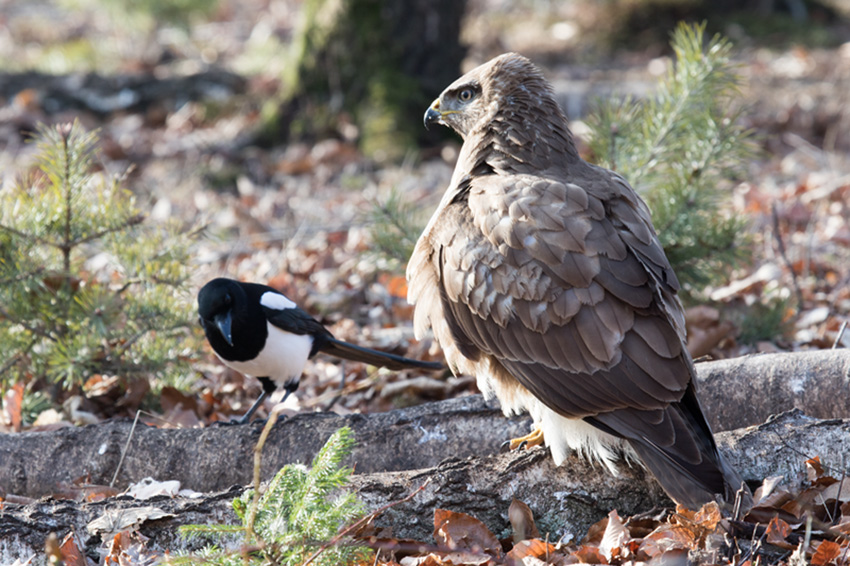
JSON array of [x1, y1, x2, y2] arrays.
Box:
[[219, 323, 313, 386]]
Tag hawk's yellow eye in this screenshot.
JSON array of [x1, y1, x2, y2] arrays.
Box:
[[458, 89, 474, 102]]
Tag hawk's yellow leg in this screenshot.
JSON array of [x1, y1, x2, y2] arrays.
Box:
[[509, 427, 545, 451]]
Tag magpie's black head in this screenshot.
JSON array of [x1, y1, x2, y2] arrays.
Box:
[[198, 278, 242, 348]]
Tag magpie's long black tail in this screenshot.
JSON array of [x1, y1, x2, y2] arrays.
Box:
[[319, 337, 444, 371]]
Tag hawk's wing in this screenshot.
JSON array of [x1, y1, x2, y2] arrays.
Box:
[[423, 169, 690, 418]]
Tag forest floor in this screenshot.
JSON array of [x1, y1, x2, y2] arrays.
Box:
[[2, 0, 848, 427], [1, 0, 850, 564]]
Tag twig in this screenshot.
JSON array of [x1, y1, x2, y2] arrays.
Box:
[[110, 410, 142, 488], [771, 202, 805, 311], [247, 404, 286, 539], [833, 321, 848, 349], [0, 222, 56, 248], [0, 338, 38, 376], [109, 408, 199, 488], [831, 454, 845, 524], [70, 213, 145, 247], [299, 477, 433, 566], [0, 305, 57, 342]]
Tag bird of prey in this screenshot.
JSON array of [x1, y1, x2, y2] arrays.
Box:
[[198, 277, 443, 422], [407, 53, 744, 508]]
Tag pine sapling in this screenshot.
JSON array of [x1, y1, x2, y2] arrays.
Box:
[[178, 426, 370, 566], [0, 121, 201, 405], [586, 22, 755, 296]]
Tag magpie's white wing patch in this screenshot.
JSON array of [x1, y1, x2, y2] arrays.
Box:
[[260, 291, 296, 311]]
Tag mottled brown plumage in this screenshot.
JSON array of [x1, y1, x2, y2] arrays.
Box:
[[408, 53, 744, 509]]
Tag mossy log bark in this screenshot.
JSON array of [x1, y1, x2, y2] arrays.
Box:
[[267, 0, 466, 161]]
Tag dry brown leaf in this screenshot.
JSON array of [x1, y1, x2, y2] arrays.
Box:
[[442, 551, 493, 565], [752, 476, 786, 506], [58, 532, 88, 566], [810, 540, 844, 566], [599, 510, 629, 561], [685, 306, 736, 358], [573, 544, 607, 564], [639, 525, 696, 558], [765, 516, 792, 545], [103, 530, 151, 566], [86, 507, 174, 536], [582, 514, 609, 545], [433, 509, 502, 557], [400, 555, 445, 566], [383, 275, 407, 300], [159, 386, 199, 414], [506, 539, 557, 562], [693, 502, 722, 532], [2, 382, 24, 432], [508, 498, 540, 542], [815, 479, 850, 506]]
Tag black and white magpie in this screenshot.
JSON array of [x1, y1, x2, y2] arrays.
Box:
[[198, 277, 444, 422]]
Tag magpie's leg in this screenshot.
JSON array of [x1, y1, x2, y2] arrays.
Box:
[[324, 361, 346, 412], [236, 390, 269, 424], [235, 377, 278, 424]]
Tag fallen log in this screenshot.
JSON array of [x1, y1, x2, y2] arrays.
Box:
[[695, 349, 850, 431], [2, 350, 850, 562], [2, 351, 848, 498], [2, 410, 849, 562]]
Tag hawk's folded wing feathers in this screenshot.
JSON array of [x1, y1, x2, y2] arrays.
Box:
[[431, 173, 690, 419]]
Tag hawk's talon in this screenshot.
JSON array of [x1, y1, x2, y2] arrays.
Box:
[[507, 427, 545, 452]]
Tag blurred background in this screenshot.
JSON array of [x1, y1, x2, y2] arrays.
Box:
[[1, 0, 849, 429]]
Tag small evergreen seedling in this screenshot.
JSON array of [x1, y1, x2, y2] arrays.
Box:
[[368, 187, 428, 269], [0, 121, 200, 397], [586, 22, 754, 296], [178, 427, 370, 566]]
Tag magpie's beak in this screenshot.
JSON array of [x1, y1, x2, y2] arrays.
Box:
[[424, 100, 442, 130], [213, 311, 233, 347]]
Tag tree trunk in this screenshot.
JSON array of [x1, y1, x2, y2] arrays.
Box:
[[266, 0, 467, 161]]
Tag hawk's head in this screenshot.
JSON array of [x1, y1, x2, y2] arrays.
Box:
[[423, 52, 562, 140]]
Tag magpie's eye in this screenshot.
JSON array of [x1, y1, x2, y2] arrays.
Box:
[[458, 88, 474, 102]]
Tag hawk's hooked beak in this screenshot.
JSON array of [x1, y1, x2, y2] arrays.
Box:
[[424, 99, 443, 130], [213, 311, 233, 347]]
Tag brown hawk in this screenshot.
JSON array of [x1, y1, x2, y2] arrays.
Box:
[[407, 52, 744, 509]]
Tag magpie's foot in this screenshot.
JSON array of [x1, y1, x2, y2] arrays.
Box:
[[208, 414, 262, 426]]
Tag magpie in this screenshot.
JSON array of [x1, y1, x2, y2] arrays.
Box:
[[198, 277, 444, 423]]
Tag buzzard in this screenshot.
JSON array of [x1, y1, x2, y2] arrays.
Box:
[[407, 53, 744, 509]]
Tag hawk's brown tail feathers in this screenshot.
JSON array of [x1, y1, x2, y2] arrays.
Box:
[[627, 433, 747, 510], [589, 386, 749, 510]]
